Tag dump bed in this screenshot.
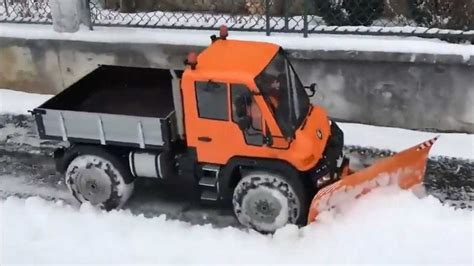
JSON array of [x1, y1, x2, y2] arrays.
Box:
[[32, 65, 178, 149]]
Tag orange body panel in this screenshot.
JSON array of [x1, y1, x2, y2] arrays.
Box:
[[196, 39, 280, 77], [180, 39, 331, 171]]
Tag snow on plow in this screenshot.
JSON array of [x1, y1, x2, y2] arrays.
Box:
[[307, 136, 439, 223]]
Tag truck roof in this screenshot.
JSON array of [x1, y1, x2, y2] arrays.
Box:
[[196, 39, 280, 77]]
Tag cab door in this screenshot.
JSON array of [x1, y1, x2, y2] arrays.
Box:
[[190, 80, 241, 164]]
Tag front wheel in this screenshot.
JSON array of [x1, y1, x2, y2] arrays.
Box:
[[65, 151, 134, 210], [232, 171, 307, 233]]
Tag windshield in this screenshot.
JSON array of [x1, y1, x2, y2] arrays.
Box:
[[255, 49, 310, 138]]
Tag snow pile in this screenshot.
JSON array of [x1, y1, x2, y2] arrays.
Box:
[[0, 187, 472, 264], [0, 89, 52, 115], [340, 123, 474, 160]]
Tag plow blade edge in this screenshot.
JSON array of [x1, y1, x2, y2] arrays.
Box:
[[307, 136, 439, 224]]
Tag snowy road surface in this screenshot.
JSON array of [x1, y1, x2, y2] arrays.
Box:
[[0, 89, 473, 264], [1, 187, 472, 264]]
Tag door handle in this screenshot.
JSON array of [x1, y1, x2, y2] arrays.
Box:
[[198, 136, 212, 142]]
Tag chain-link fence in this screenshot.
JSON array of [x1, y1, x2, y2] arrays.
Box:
[[1, 0, 473, 41], [88, 0, 474, 41], [0, 0, 52, 23]]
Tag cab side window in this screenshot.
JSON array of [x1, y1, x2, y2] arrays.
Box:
[[231, 84, 264, 146], [195, 81, 228, 120]]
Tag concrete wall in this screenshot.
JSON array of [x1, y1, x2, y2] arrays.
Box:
[[1, 36, 473, 133], [294, 56, 474, 133], [0, 37, 199, 94]]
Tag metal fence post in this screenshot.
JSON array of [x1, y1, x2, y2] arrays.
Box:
[[265, 0, 270, 36], [284, 0, 289, 31], [303, 0, 309, 37], [84, 0, 93, 30], [3, 0, 9, 17]]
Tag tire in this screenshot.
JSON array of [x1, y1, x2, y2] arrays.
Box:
[[232, 171, 307, 233], [65, 150, 134, 210]]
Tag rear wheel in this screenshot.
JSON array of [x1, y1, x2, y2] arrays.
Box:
[[232, 171, 307, 233], [65, 151, 134, 210]]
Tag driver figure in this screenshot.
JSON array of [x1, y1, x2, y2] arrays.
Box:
[[267, 74, 285, 109]]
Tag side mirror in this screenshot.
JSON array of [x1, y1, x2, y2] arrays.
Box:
[[305, 83, 317, 97]]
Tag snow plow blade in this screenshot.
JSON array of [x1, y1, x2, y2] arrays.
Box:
[[307, 136, 439, 224]]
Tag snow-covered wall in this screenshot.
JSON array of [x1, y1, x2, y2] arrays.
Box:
[[0, 25, 473, 133]]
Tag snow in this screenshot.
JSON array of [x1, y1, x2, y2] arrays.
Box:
[[0, 186, 472, 264], [0, 89, 52, 115], [0, 23, 473, 61], [1, 88, 473, 160], [340, 123, 474, 160]]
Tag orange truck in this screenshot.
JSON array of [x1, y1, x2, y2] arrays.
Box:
[[31, 27, 437, 232]]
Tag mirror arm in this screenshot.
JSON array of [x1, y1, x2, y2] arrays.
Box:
[[304, 83, 317, 97], [264, 123, 273, 146]]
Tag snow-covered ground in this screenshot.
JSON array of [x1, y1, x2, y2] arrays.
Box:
[[0, 89, 51, 115], [1, 187, 472, 264], [0, 88, 473, 264], [340, 123, 474, 160], [0, 23, 473, 61]]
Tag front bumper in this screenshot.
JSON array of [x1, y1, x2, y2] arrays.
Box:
[[307, 120, 346, 188]]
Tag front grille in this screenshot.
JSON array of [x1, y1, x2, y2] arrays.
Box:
[[306, 120, 344, 187]]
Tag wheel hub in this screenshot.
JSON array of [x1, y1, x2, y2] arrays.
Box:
[[244, 189, 283, 225], [76, 168, 112, 205], [255, 199, 276, 216]]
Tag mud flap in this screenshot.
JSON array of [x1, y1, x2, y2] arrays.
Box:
[[307, 136, 439, 224]]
